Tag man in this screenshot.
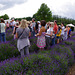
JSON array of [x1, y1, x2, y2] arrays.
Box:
[[31, 18, 36, 36], [52, 20, 58, 45], [11, 19, 16, 31], [0, 18, 6, 42]]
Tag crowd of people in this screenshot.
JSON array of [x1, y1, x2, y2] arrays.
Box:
[[0, 18, 72, 57]]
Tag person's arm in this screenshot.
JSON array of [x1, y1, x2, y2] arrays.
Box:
[[46, 31, 53, 36], [5, 26, 6, 30], [13, 27, 15, 34], [64, 28, 67, 32], [36, 28, 42, 36], [15, 32, 18, 39], [29, 32, 31, 37]]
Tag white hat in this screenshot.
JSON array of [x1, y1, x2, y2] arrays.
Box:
[[37, 21, 40, 23]]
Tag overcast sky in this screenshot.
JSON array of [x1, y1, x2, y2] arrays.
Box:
[[0, 0, 75, 19]]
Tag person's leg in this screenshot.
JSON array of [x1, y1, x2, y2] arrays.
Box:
[[52, 34, 56, 45], [57, 36, 60, 44], [25, 46, 29, 55], [0, 33, 2, 42], [20, 48, 24, 57], [14, 34, 16, 40], [57, 39, 59, 44], [47, 37, 50, 48], [0, 33, 3, 42], [3, 32, 6, 42], [12, 26, 14, 31], [52, 38, 55, 45], [45, 36, 48, 48]]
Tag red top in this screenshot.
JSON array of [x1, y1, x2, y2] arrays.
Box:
[[53, 24, 58, 34]]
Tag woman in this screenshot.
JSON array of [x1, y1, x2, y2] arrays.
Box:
[[64, 25, 68, 40], [36, 20, 46, 50], [45, 22, 53, 49], [15, 19, 30, 57], [60, 22, 65, 41], [0, 18, 6, 42], [6, 21, 9, 29], [13, 22, 19, 39]]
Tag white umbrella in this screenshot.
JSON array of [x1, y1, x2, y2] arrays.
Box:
[[67, 24, 75, 27]]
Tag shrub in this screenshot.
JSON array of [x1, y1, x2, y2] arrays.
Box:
[[29, 43, 39, 53], [50, 45, 74, 66], [0, 43, 20, 61], [0, 47, 74, 75]]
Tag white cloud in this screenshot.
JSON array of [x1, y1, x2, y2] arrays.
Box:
[[0, 0, 75, 19], [0, 0, 27, 10]]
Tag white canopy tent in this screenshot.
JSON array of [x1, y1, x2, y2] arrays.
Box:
[[67, 24, 75, 27], [4, 19, 11, 23], [67, 24, 75, 31]]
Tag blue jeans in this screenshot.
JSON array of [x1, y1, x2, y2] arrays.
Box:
[[0, 32, 6, 42], [32, 31, 35, 37], [52, 34, 56, 45], [12, 26, 14, 31]]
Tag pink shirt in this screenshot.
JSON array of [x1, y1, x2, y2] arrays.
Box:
[[6, 23, 9, 27]]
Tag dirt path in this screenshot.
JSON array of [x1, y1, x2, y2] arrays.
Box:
[[66, 64, 75, 75]]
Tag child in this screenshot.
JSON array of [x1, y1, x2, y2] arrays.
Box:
[[56, 25, 62, 44]]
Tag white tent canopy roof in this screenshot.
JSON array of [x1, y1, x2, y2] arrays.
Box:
[[67, 24, 75, 27], [4, 19, 11, 23]]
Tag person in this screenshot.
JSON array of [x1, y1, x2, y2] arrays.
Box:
[[37, 21, 41, 33], [36, 20, 46, 50], [6, 21, 10, 29], [60, 22, 65, 41], [30, 18, 36, 36], [68, 26, 72, 38], [13, 22, 19, 39], [10, 20, 12, 28], [52, 20, 58, 45], [45, 22, 53, 49], [64, 25, 68, 40], [11, 19, 16, 31], [56, 25, 62, 44], [0, 18, 6, 42], [27, 21, 32, 37], [15, 19, 30, 57]]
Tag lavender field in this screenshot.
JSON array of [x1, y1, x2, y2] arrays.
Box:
[[0, 28, 75, 75]]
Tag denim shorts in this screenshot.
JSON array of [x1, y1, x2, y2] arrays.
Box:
[[57, 36, 60, 39]]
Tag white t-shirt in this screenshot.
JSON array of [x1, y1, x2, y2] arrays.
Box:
[[31, 22, 36, 31], [0, 23, 5, 33], [12, 21, 16, 26], [61, 26, 65, 35], [46, 27, 53, 37]]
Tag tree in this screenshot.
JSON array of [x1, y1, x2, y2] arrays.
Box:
[[33, 3, 52, 22], [3, 14, 9, 20], [0, 14, 9, 20], [25, 17, 32, 21]]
